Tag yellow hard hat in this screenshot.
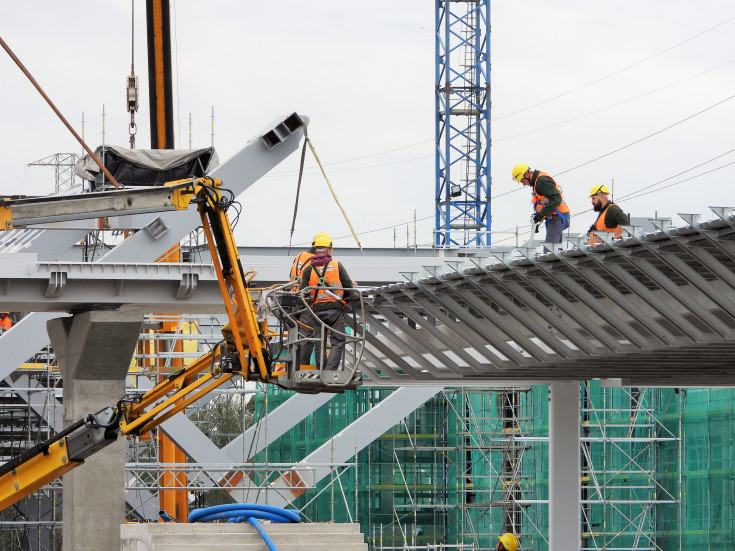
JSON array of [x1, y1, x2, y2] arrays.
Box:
[[589, 184, 610, 197], [312, 232, 329, 245], [498, 533, 519, 551], [0, 312, 8, 315], [313, 233, 332, 248], [511, 164, 529, 183]]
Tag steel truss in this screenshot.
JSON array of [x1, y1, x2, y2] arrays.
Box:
[[435, 0, 491, 248]]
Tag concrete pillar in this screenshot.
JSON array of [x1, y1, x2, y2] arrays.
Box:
[[548, 381, 581, 551], [48, 311, 143, 551]]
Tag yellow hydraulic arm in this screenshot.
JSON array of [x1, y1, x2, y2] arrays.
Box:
[[0, 177, 272, 509]]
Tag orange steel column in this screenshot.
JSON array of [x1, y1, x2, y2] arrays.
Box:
[[156, 245, 188, 522]]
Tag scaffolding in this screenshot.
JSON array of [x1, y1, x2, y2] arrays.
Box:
[[252, 384, 694, 550], [5, 327, 735, 550]]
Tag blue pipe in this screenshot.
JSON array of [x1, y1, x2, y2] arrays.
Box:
[[188, 503, 300, 551]]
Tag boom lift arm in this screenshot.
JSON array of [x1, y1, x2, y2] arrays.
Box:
[[0, 177, 272, 509], [0, 174, 363, 510]]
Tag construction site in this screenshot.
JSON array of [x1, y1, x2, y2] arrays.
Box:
[[2, 1, 735, 551]]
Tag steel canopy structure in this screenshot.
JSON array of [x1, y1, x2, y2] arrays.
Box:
[[2, 210, 735, 386], [359, 210, 735, 387]]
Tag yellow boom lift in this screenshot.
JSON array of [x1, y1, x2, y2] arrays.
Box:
[[0, 174, 363, 509]]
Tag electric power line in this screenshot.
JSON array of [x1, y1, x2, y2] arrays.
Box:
[[554, 92, 735, 176], [494, 57, 735, 143], [492, 15, 735, 121]]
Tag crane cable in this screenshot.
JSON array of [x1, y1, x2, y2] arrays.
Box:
[[127, 0, 139, 149], [288, 125, 363, 252]]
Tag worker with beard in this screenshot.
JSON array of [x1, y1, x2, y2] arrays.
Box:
[[587, 184, 629, 244]]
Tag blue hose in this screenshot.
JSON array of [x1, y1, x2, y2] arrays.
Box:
[[188, 503, 300, 551]]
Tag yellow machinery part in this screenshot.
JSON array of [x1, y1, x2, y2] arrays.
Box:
[[0, 438, 80, 510]]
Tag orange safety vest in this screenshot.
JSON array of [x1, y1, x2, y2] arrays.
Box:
[[0, 316, 11, 332], [307, 261, 346, 306], [289, 251, 314, 283], [588, 202, 619, 245], [532, 171, 569, 219]]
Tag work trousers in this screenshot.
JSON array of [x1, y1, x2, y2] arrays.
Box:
[[300, 306, 346, 371], [544, 214, 570, 244], [296, 313, 314, 367]]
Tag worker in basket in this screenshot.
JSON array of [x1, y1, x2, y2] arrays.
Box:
[[587, 184, 629, 245], [496, 532, 519, 551], [512, 163, 570, 244], [289, 232, 331, 285], [299, 233, 354, 371], [289, 232, 330, 365]]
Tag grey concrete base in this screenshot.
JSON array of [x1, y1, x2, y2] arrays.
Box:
[[120, 522, 367, 551], [48, 311, 143, 551]]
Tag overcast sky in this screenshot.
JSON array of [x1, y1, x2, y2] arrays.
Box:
[[2, 1, 734, 250]]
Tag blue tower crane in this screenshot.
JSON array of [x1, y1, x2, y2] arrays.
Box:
[[435, 0, 491, 248]]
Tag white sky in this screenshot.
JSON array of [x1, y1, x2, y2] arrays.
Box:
[[2, 1, 734, 250]]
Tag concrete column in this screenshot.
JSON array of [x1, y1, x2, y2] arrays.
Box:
[[48, 311, 143, 551], [548, 381, 581, 551]]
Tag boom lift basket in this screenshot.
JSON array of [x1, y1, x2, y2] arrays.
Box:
[[265, 283, 364, 393]]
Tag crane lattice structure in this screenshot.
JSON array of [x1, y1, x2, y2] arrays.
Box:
[[435, 0, 491, 248], [28, 153, 80, 194]]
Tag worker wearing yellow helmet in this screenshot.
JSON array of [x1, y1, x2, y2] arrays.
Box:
[[289, 232, 330, 284], [587, 184, 629, 245], [511, 164, 570, 243], [299, 233, 354, 371], [496, 532, 519, 551], [288, 232, 332, 365]]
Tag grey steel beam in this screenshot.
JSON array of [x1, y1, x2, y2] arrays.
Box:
[[515, 253, 626, 352], [438, 270, 561, 361], [222, 393, 334, 462], [370, 300, 469, 375], [0, 257, 223, 313], [580, 255, 704, 342], [606, 249, 730, 338], [453, 268, 581, 359], [553, 256, 676, 346], [263, 386, 445, 507], [361, 308, 459, 378], [378, 292, 485, 372], [397, 291, 512, 368], [413, 280, 529, 366], [475, 267, 597, 356], [358, 320, 435, 381]]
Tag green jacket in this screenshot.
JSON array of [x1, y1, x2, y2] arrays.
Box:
[[531, 171, 565, 218]]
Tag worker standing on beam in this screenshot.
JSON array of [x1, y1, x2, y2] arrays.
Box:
[[496, 532, 519, 551], [289, 232, 329, 365], [512, 164, 570, 243], [587, 184, 629, 245], [300, 233, 353, 371]]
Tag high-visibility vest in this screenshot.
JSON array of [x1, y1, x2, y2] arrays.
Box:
[[289, 251, 314, 282], [532, 171, 569, 220], [0, 316, 11, 331], [308, 261, 346, 306], [588, 202, 618, 245]]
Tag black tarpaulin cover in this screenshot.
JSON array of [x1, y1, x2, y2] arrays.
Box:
[[74, 145, 218, 186]]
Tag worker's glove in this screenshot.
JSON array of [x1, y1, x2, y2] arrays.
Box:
[[532, 212, 544, 224]]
